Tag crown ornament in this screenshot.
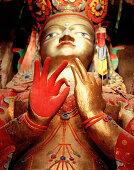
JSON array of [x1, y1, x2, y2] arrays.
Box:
[[28, 0, 108, 31]]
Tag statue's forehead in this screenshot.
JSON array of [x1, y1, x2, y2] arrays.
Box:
[[44, 16, 94, 32]]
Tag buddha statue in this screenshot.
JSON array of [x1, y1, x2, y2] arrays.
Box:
[[0, 5, 134, 170]]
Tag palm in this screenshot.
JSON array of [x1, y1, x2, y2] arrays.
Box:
[[71, 58, 105, 117], [30, 57, 70, 118]]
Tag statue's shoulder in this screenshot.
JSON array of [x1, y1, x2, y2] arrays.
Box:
[[0, 88, 30, 122], [0, 68, 33, 121]]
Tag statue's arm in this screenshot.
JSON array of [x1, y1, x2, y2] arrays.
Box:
[[71, 58, 134, 167], [0, 58, 70, 166]]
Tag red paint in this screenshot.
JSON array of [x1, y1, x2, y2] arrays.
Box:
[[57, 42, 76, 48]]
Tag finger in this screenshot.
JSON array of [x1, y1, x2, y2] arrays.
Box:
[[30, 30, 36, 48], [41, 57, 51, 82], [33, 60, 40, 86], [75, 58, 88, 81], [71, 65, 82, 85], [96, 77, 102, 92], [55, 78, 70, 94], [48, 60, 68, 85], [56, 86, 70, 105], [87, 72, 98, 86]]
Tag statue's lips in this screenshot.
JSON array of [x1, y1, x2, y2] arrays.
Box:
[[57, 42, 76, 48]]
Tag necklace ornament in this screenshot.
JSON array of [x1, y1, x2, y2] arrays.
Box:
[[61, 113, 70, 120]]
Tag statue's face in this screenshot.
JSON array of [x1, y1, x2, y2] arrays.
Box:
[[40, 15, 95, 70]]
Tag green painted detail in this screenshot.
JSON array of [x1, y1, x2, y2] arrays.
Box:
[[48, 150, 53, 154], [12, 119, 16, 122], [114, 101, 119, 106], [111, 120, 116, 125], [4, 97, 12, 104], [66, 160, 70, 163], [118, 101, 128, 108], [55, 160, 59, 163], [107, 97, 134, 114], [111, 58, 118, 70], [115, 100, 134, 113], [0, 106, 6, 110], [73, 151, 79, 155], [103, 79, 107, 82], [0, 97, 15, 113], [111, 76, 116, 79], [17, 49, 26, 71], [17, 49, 26, 57], [14, 96, 23, 102], [21, 157, 27, 163], [80, 5, 85, 10], [117, 100, 134, 113], [111, 80, 115, 82], [111, 48, 123, 54], [127, 108, 134, 112]]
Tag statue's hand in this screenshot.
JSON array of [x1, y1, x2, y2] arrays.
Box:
[[71, 58, 105, 120], [29, 57, 70, 125]]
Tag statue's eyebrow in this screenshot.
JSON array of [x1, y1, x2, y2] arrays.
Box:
[[45, 24, 66, 31], [69, 24, 94, 32], [45, 23, 94, 33]]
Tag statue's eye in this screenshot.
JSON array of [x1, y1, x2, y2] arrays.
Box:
[[45, 33, 59, 40], [75, 32, 90, 39]]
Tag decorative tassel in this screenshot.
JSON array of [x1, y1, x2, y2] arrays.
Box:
[[96, 27, 108, 76]]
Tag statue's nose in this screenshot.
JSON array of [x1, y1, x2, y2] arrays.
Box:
[[59, 29, 74, 43]]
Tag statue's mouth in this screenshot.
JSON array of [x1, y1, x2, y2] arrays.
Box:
[[57, 41, 76, 48]]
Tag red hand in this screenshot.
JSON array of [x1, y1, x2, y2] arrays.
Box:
[[30, 57, 70, 117]]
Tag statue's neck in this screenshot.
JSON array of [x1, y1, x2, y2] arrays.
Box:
[[48, 66, 75, 96]]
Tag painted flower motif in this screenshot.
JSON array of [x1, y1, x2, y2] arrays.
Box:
[[52, 0, 86, 12], [28, 0, 52, 22], [85, 0, 108, 23]]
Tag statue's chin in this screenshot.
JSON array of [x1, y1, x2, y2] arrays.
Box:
[[45, 55, 79, 71], [55, 47, 77, 56]]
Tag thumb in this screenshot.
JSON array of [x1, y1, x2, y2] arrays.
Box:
[[96, 76, 102, 92], [56, 86, 70, 106]]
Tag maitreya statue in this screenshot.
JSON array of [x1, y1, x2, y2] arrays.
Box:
[[0, 0, 134, 169]]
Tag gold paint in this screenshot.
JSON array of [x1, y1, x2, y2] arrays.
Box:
[[125, 152, 130, 156], [122, 139, 127, 145], [116, 150, 120, 155], [7, 99, 15, 119], [4, 98, 15, 121], [131, 124, 134, 130]]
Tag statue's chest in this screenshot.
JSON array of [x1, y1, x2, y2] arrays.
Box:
[[13, 116, 107, 170]]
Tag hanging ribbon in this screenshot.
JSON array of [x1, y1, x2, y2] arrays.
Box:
[[96, 27, 108, 76]]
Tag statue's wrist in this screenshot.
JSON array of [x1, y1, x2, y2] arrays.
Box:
[[79, 110, 103, 122], [83, 111, 118, 130], [83, 112, 105, 130], [24, 112, 48, 132]]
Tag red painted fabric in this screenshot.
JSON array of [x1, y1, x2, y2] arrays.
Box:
[[96, 33, 106, 47], [0, 119, 15, 169], [0, 119, 15, 149], [0, 145, 15, 170], [115, 119, 134, 169], [125, 118, 134, 136]]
